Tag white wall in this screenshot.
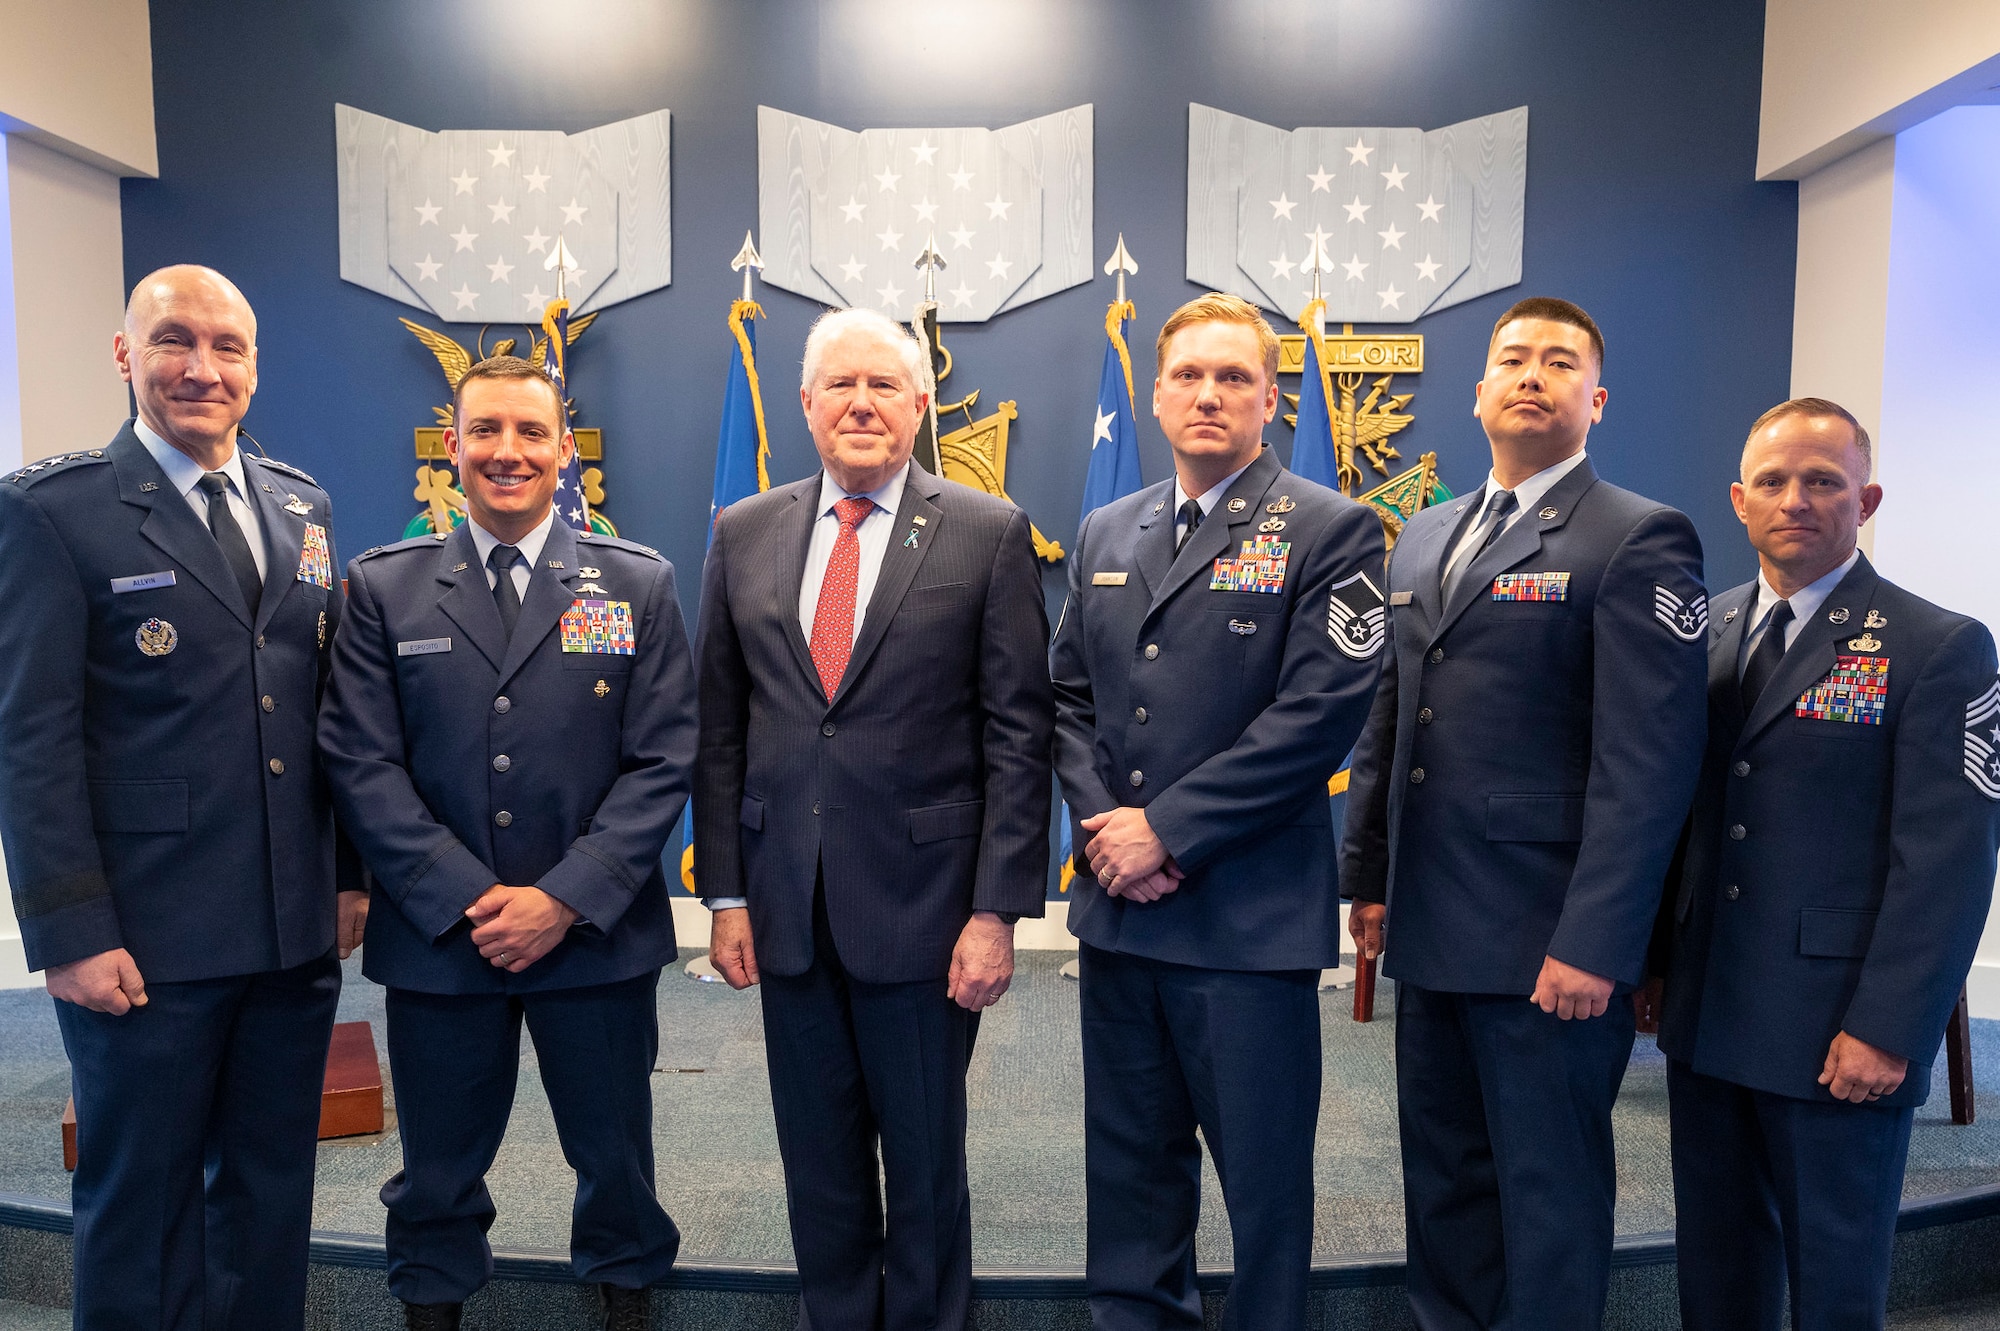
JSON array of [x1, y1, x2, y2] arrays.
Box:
[[1759, 0, 2000, 179], [0, 0, 156, 177]]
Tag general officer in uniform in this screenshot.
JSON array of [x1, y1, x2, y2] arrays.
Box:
[[1051, 292, 1388, 1330], [1342, 297, 1709, 1330], [696, 307, 1052, 1331], [1656, 398, 2000, 1331], [318, 356, 695, 1331], [0, 264, 360, 1330]]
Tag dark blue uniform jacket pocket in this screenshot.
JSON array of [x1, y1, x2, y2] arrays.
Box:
[[740, 795, 764, 830], [1798, 907, 1878, 958], [1485, 794, 1587, 842], [89, 779, 190, 834], [910, 799, 984, 843]]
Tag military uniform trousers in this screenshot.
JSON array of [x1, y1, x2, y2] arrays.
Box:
[[1079, 942, 1321, 1331], [759, 882, 980, 1331], [1668, 1059, 1913, 1331], [379, 970, 679, 1304], [1394, 982, 1636, 1331], [56, 951, 340, 1331]]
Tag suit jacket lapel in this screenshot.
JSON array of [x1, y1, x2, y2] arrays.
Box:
[[245, 463, 305, 636], [1739, 555, 1881, 745], [1146, 448, 1281, 618], [774, 479, 824, 693], [435, 525, 509, 672], [1129, 483, 1176, 604], [1433, 458, 1598, 639], [499, 518, 582, 686], [832, 468, 943, 709], [1405, 494, 1474, 634], [112, 428, 254, 629], [1708, 581, 1754, 734]]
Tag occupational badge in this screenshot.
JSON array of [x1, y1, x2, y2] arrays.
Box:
[[1259, 518, 1287, 534], [1966, 677, 2000, 800], [577, 566, 602, 579], [1797, 655, 1889, 725], [283, 494, 314, 517], [559, 598, 637, 655], [575, 582, 610, 596], [1492, 571, 1571, 602], [1326, 570, 1387, 660], [297, 523, 334, 588], [135, 618, 178, 657], [1652, 584, 1708, 640], [1266, 495, 1296, 514], [1864, 609, 1887, 629], [595, 679, 611, 698], [1227, 619, 1257, 637], [1846, 632, 1883, 654]]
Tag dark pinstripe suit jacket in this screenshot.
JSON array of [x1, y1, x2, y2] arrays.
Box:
[[693, 464, 1054, 985]]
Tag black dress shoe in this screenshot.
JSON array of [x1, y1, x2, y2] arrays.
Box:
[[402, 1301, 462, 1331], [600, 1283, 650, 1331]]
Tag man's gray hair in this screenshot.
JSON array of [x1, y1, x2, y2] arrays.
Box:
[[800, 306, 927, 393]]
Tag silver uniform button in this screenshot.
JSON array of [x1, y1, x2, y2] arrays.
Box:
[[1724, 885, 1741, 901], [822, 723, 837, 737], [1134, 707, 1148, 723], [1417, 707, 1434, 724], [493, 754, 511, 772], [495, 810, 513, 827], [1129, 770, 1144, 787], [1729, 824, 1747, 840], [494, 696, 511, 714], [1409, 767, 1426, 784], [1428, 647, 1444, 664], [1732, 760, 1750, 777], [268, 758, 284, 775], [1144, 644, 1160, 660], [261, 695, 275, 713]]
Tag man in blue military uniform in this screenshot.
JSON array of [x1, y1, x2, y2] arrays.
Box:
[[318, 357, 695, 1331], [1657, 398, 2000, 1331], [1051, 292, 1387, 1330], [1342, 297, 1709, 1330], [0, 264, 361, 1330]]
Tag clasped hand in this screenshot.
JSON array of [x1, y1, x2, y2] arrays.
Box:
[[466, 884, 576, 973], [1081, 807, 1183, 902]]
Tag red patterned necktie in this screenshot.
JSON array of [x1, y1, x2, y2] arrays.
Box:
[[808, 495, 875, 699]]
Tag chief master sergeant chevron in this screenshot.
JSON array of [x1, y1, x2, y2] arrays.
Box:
[[318, 356, 696, 1331], [1051, 292, 1388, 1331], [0, 264, 362, 1331], [1341, 296, 1709, 1331]]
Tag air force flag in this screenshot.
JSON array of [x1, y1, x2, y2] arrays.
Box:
[[336, 104, 672, 322], [1186, 104, 1527, 324], [757, 105, 1093, 322]]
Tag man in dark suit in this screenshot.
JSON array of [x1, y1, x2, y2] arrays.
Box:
[[1342, 297, 1709, 1330], [0, 265, 361, 1330], [1049, 292, 1386, 1330], [694, 306, 1052, 1331], [1656, 397, 1999, 1331], [318, 356, 694, 1331]]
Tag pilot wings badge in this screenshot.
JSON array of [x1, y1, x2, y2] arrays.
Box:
[[1327, 570, 1387, 660], [1966, 677, 2000, 801], [1654, 585, 1709, 642]]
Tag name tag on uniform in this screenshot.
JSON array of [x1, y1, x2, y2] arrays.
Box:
[[1797, 655, 1889, 725], [397, 637, 452, 656], [110, 570, 177, 594], [1091, 571, 1129, 586], [560, 598, 637, 654], [1389, 590, 1413, 606]]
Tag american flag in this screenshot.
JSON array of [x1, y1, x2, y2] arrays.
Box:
[[541, 296, 591, 531]]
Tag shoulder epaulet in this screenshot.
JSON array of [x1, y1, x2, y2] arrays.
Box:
[[5, 449, 112, 486], [576, 531, 663, 560], [357, 533, 445, 560], [252, 456, 319, 487]]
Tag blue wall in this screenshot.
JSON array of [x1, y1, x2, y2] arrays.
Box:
[[127, 0, 1794, 607]]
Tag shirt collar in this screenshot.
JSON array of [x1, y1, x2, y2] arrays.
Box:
[[816, 460, 910, 520], [1752, 548, 1859, 632], [1474, 448, 1589, 516], [466, 508, 559, 570], [134, 417, 251, 503], [1173, 457, 1258, 517]]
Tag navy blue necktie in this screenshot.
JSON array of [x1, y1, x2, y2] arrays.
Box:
[[488, 544, 523, 640], [1739, 599, 1794, 711], [195, 473, 262, 614]]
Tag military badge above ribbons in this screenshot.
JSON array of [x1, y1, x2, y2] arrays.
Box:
[[1966, 677, 2000, 800], [560, 598, 636, 655], [1327, 570, 1386, 660], [1653, 584, 1708, 641], [298, 524, 335, 588]]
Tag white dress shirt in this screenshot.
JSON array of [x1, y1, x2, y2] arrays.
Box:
[[1736, 548, 1860, 679], [797, 462, 910, 645], [1442, 449, 1590, 581], [134, 419, 268, 581], [464, 509, 558, 598], [1171, 458, 1257, 549]]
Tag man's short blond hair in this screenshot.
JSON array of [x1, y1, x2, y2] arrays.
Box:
[[1155, 293, 1281, 383], [1744, 397, 1873, 475]]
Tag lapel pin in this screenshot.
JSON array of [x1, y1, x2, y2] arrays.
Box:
[[139, 481, 160, 492], [1828, 607, 1849, 624], [912, 515, 928, 526], [1151, 499, 1166, 516], [547, 560, 564, 569], [903, 529, 920, 548], [1864, 609, 1886, 629], [577, 566, 602, 579], [594, 679, 610, 698], [1723, 607, 1739, 623], [1267, 495, 1296, 514], [1539, 506, 1559, 520], [261, 483, 274, 493], [451, 562, 469, 573], [1227, 497, 1248, 513]]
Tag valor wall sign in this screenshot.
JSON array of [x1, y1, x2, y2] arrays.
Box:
[[756, 105, 1094, 322], [1187, 104, 1527, 325], [335, 104, 673, 322]]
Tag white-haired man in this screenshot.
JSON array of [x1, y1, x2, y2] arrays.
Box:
[[693, 307, 1054, 1330]]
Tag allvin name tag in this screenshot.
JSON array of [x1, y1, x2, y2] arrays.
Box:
[[110, 571, 176, 594], [1091, 571, 1129, 586], [397, 637, 452, 657], [1389, 591, 1413, 606]]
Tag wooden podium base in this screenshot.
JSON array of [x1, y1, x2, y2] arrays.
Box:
[[62, 1020, 383, 1171]]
